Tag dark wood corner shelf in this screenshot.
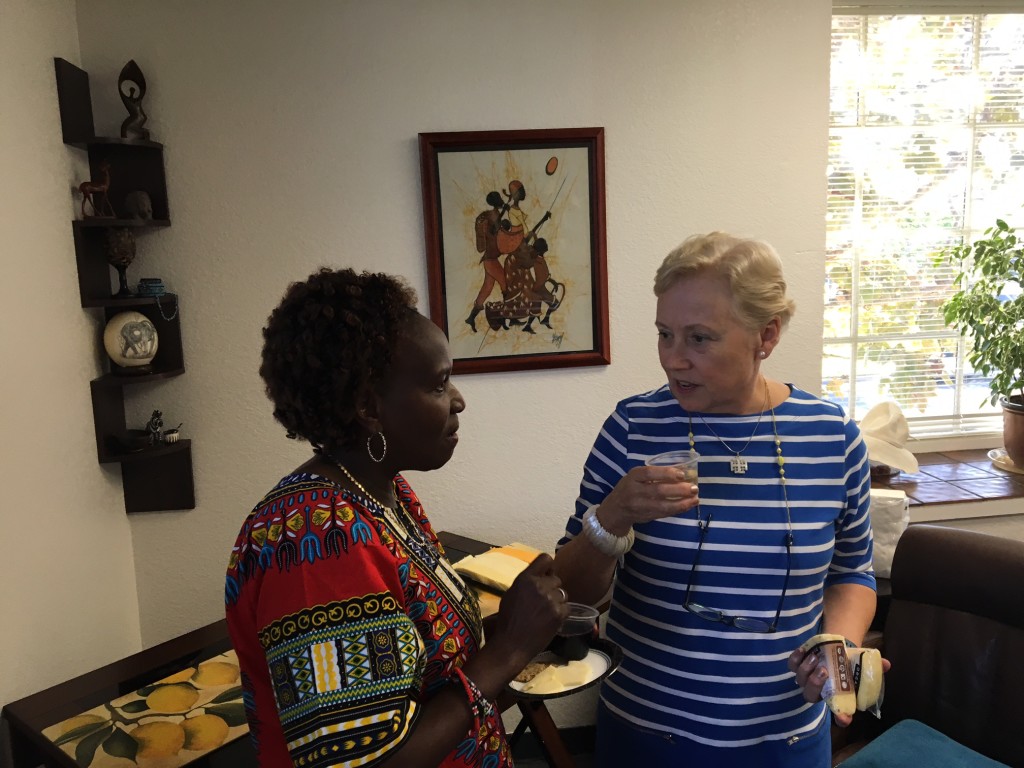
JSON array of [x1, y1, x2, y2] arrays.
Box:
[[78, 136, 165, 149], [75, 217, 171, 228], [99, 439, 192, 465], [91, 368, 186, 386], [81, 292, 179, 310], [56, 56, 194, 514]]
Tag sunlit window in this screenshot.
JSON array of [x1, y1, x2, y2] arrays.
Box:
[[824, 11, 1024, 437]]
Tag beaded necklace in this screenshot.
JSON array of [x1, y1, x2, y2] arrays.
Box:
[[694, 379, 769, 474]]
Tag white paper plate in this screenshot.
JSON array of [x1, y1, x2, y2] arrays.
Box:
[[989, 448, 1024, 475], [508, 639, 621, 700]]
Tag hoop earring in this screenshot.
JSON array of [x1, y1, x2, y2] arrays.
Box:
[[367, 431, 387, 463]]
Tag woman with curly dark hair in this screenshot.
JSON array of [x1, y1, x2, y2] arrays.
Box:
[[225, 268, 567, 768]]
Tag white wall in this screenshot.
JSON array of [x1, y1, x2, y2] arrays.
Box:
[[2, 0, 834, 735], [73, 0, 832, 646], [0, 0, 142, 708]]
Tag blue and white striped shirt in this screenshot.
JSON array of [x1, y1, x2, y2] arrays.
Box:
[[558, 384, 874, 750]]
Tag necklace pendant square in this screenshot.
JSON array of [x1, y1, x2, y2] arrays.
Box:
[[730, 455, 748, 474]]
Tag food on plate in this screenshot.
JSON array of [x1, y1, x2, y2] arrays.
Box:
[[514, 661, 549, 684], [520, 659, 591, 694]]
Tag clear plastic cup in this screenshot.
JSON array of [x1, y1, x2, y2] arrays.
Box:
[[549, 602, 599, 661], [645, 449, 699, 483], [559, 602, 599, 636]]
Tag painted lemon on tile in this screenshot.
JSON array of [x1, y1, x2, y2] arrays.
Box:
[[159, 668, 197, 685], [132, 721, 186, 758], [145, 683, 199, 713], [192, 661, 239, 687], [182, 713, 230, 751]]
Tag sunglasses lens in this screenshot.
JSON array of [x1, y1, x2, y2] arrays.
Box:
[[685, 603, 723, 622], [732, 617, 771, 632]]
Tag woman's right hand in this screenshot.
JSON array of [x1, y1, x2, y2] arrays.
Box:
[[485, 553, 568, 673], [596, 466, 699, 535]]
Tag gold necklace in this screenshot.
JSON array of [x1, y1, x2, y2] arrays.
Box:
[[333, 460, 395, 510], [690, 379, 770, 474], [329, 458, 438, 555]]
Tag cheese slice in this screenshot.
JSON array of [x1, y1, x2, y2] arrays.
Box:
[[495, 542, 544, 563], [520, 660, 591, 694], [453, 544, 544, 592], [850, 647, 884, 712]]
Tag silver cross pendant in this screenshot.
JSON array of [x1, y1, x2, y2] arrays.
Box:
[[730, 454, 748, 474]]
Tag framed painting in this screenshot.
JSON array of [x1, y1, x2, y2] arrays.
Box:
[[419, 127, 609, 374]]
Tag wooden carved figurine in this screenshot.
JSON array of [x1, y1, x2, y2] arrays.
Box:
[[118, 60, 150, 141], [79, 160, 115, 218], [105, 228, 137, 297]]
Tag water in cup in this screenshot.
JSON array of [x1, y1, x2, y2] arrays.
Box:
[[645, 449, 699, 483]]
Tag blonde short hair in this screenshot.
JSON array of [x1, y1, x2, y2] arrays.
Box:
[[654, 231, 796, 331]]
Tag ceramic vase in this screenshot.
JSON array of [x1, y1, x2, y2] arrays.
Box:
[[103, 311, 158, 373]]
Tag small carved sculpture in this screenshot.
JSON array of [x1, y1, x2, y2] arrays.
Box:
[[79, 160, 115, 218], [105, 228, 137, 297], [145, 410, 164, 446], [118, 60, 150, 141], [124, 190, 153, 220]]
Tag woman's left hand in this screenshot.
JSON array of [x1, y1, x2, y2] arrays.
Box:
[[787, 646, 891, 728]]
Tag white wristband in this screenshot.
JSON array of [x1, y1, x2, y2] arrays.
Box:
[[582, 505, 635, 557]]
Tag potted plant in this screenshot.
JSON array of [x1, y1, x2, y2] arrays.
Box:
[[938, 219, 1024, 466]]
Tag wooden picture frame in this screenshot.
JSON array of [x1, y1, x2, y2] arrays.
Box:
[[419, 128, 609, 375]]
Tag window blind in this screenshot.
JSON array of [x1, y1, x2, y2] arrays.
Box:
[[824, 12, 1024, 436]]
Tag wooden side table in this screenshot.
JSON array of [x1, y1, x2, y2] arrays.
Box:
[[1, 621, 253, 768]]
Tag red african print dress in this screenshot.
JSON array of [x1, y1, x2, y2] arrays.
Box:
[[225, 472, 512, 768]]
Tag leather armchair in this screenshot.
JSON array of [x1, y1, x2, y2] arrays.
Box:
[[834, 524, 1024, 766]]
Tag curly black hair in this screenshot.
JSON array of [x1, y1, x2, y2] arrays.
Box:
[[260, 267, 418, 454]]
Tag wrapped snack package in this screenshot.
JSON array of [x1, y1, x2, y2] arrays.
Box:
[[798, 634, 884, 717]]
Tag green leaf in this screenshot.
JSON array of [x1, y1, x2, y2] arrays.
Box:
[[119, 699, 151, 714], [103, 727, 139, 761], [208, 686, 244, 705], [52, 720, 109, 747], [937, 219, 1024, 403], [136, 685, 158, 697], [75, 725, 113, 767], [204, 703, 248, 728]]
